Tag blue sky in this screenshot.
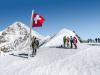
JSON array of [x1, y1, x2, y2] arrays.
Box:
[[0, 0, 100, 40]]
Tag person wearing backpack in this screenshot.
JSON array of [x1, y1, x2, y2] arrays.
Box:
[[31, 37, 39, 57]]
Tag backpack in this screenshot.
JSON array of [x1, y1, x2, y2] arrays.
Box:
[[32, 40, 39, 48], [35, 40, 39, 46]]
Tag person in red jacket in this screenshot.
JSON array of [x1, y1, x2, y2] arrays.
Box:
[[73, 36, 78, 49]]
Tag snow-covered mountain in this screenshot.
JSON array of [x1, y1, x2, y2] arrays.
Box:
[[0, 22, 44, 52], [0, 22, 80, 52], [42, 28, 79, 47]]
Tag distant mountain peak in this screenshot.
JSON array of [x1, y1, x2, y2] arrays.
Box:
[[42, 28, 79, 47], [9, 21, 29, 31], [56, 28, 73, 36]]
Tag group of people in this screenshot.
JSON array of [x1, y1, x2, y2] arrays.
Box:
[[95, 38, 100, 43], [88, 38, 100, 43], [63, 36, 78, 49], [30, 35, 78, 57]]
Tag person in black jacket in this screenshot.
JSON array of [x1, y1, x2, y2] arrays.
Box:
[[31, 37, 39, 57], [70, 36, 73, 48], [98, 38, 100, 43], [95, 38, 97, 43]]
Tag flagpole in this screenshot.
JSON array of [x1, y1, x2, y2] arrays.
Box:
[[28, 10, 34, 58]]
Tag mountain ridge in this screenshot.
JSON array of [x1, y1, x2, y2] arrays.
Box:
[[0, 21, 44, 52]]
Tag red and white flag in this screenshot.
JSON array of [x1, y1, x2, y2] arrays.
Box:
[[32, 12, 45, 27]]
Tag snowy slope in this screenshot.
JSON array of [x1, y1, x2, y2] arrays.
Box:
[[35, 45, 100, 75], [0, 44, 100, 75], [42, 28, 79, 47]]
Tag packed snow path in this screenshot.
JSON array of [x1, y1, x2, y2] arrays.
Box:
[[0, 44, 100, 75]]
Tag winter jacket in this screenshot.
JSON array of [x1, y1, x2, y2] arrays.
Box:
[[32, 39, 39, 49], [66, 37, 70, 43], [63, 36, 66, 43], [70, 37, 73, 43], [73, 37, 77, 44]]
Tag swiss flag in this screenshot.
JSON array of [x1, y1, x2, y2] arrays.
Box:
[[32, 13, 45, 27]]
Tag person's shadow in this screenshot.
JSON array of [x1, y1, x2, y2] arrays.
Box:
[[10, 53, 28, 58], [49, 45, 72, 49], [56, 46, 72, 49]]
